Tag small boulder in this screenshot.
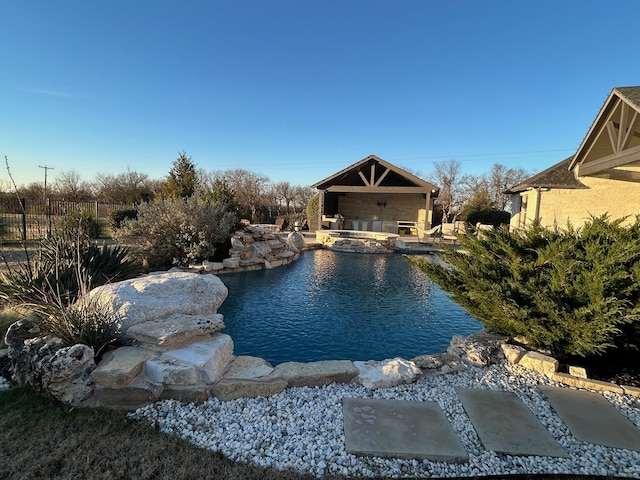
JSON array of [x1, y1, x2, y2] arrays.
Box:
[[224, 356, 275, 379], [501, 343, 527, 364], [40, 344, 96, 406], [287, 231, 304, 251], [447, 331, 507, 366], [519, 351, 559, 378], [411, 352, 467, 375], [212, 378, 288, 401], [353, 357, 421, 390]]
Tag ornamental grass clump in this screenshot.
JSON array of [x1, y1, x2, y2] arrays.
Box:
[[407, 215, 640, 358], [36, 292, 121, 360]]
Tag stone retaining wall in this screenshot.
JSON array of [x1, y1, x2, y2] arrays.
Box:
[[315, 230, 399, 253], [191, 226, 304, 273]]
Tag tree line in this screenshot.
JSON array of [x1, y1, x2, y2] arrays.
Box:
[[3, 153, 531, 225], [2, 152, 316, 224]]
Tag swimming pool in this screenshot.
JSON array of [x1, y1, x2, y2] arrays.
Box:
[[218, 249, 483, 365]]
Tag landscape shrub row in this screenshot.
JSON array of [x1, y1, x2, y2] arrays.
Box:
[[407, 215, 640, 359]]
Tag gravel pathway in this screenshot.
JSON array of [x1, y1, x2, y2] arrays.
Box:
[[129, 361, 640, 478]]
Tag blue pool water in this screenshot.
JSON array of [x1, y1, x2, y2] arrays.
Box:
[[218, 249, 482, 365]]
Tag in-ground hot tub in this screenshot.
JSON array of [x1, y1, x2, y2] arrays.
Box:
[[316, 229, 400, 253]]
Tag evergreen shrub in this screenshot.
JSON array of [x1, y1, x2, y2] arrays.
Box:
[[55, 209, 103, 241], [466, 210, 511, 228], [406, 215, 640, 358], [110, 209, 138, 229], [306, 194, 319, 231]]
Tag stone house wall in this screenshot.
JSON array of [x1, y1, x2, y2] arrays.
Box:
[[511, 175, 640, 230]]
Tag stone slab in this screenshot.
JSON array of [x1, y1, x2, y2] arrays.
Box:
[[539, 385, 640, 452], [343, 397, 468, 462], [275, 360, 358, 387], [90, 346, 155, 388], [455, 387, 569, 457], [518, 351, 559, 377], [145, 359, 201, 386], [124, 313, 225, 348], [162, 334, 233, 384], [552, 372, 625, 394], [212, 378, 288, 401], [224, 356, 275, 380], [94, 378, 163, 410]]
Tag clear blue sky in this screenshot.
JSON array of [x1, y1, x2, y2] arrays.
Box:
[[2, 1, 640, 189]]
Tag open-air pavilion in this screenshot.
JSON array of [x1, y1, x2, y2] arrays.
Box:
[[311, 154, 439, 233]]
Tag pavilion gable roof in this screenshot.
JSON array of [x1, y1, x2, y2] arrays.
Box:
[[312, 154, 438, 193]]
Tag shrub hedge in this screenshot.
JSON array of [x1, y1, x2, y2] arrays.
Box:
[[406, 215, 640, 358]]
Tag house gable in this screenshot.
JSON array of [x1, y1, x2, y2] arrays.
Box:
[[569, 86, 640, 181]]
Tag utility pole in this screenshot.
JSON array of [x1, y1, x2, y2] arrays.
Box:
[[39, 164, 54, 238]]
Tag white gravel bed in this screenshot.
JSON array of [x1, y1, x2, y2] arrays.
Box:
[[128, 361, 640, 478]]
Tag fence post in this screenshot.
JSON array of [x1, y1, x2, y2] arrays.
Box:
[[20, 198, 27, 241], [46, 197, 52, 239]]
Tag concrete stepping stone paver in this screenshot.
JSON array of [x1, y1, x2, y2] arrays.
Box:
[[342, 397, 468, 462], [540, 385, 640, 452], [455, 387, 569, 457]]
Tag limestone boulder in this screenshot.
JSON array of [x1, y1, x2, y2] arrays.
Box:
[[40, 344, 96, 406], [213, 378, 288, 401], [223, 257, 240, 269], [287, 231, 304, 251], [123, 313, 225, 348], [447, 330, 508, 366], [411, 353, 467, 376], [8, 334, 63, 386], [224, 355, 275, 379], [353, 357, 421, 390], [501, 343, 527, 364], [9, 331, 96, 406], [4, 317, 40, 350], [159, 333, 234, 384], [274, 360, 359, 387], [87, 272, 228, 330], [519, 351, 559, 378], [90, 346, 155, 388]]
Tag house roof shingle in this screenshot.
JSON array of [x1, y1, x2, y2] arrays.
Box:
[[504, 156, 587, 194]]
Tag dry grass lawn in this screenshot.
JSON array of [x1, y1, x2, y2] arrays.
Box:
[[0, 387, 324, 480]]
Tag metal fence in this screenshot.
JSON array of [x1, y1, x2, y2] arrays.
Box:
[[0, 197, 132, 241]]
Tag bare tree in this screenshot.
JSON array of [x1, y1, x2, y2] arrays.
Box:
[[430, 159, 464, 222], [487, 164, 529, 210], [94, 168, 156, 204], [293, 185, 315, 213], [273, 181, 295, 214], [54, 170, 94, 201], [222, 169, 269, 221]]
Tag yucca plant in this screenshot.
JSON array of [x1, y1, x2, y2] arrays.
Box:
[[0, 238, 143, 308]]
